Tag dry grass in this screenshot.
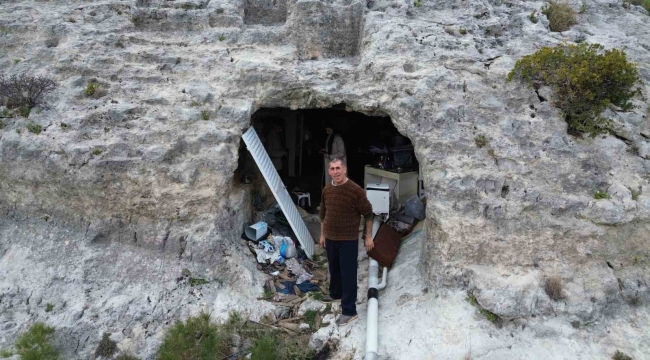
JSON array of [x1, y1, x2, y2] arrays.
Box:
[[542, 1, 577, 32], [545, 276, 565, 301]]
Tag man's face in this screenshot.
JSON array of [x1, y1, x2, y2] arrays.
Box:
[[325, 127, 333, 135], [328, 160, 346, 182]]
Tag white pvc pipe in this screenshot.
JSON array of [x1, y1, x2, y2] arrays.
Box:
[[365, 217, 386, 360]]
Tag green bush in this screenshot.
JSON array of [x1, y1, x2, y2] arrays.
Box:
[[19, 105, 30, 118], [85, 82, 100, 97], [507, 43, 640, 136], [189, 278, 209, 286], [200, 110, 210, 121], [0, 350, 13, 358], [474, 134, 488, 148], [157, 313, 230, 360], [26, 123, 42, 134], [529, 10, 539, 23], [95, 333, 118, 358], [15, 323, 60, 360], [612, 350, 633, 360], [251, 335, 277, 360], [624, 0, 650, 14], [479, 308, 500, 323], [542, 1, 577, 32], [45, 303, 54, 312], [303, 310, 317, 330], [594, 191, 610, 199]]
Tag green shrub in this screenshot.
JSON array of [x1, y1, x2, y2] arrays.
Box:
[[303, 310, 317, 330], [542, 1, 577, 32], [85, 82, 100, 97], [95, 333, 118, 358], [624, 0, 650, 14], [15, 323, 59, 360], [45, 303, 54, 312], [0, 119, 4, 129], [218, 34, 226, 42], [251, 335, 277, 360], [414, 0, 423, 7], [0, 350, 13, 358], [612, 350, 633, 360], [189, 278, 209, 286], [466, 294, 478, 306], [479, 308, 500, 323], [92, 148, 103, 156], [594, 190, 610, 199], [507, 43, 640, 136], [529, 10, 539, 23], [474, 134, 488, 148], [156, 313, 230, 360], [26, 123, 42, 134], [200, 110, 210, 121], [19, 105, 30, 118]]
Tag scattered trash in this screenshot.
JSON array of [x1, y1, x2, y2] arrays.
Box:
[[296, 273, 313, 285], [275, 280, 321, 295], [404, 195, 425, 220], [245, 222, 268, 241], [286, 258, 308, 277], [243, 218, 332, 335], [272, 236, 297, 262], [254, 240, 283, 264]]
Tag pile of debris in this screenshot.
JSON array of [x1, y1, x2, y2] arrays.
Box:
[[243, 226, 335, 335]]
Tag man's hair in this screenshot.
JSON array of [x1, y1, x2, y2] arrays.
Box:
[[329, 157, 346, 167]]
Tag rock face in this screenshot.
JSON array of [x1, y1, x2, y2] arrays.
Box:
[[0, 0, 649, 357]]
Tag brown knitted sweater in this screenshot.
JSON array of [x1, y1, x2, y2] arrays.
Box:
[[319, 179, 373, 240]]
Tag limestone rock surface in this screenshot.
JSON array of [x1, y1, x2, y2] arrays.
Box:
[[0, 0, 649, 358]]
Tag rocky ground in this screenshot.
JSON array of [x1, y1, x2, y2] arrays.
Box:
[[325, 225, 650, 360]]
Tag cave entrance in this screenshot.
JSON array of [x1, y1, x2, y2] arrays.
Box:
[[240, 106, 423, 251]]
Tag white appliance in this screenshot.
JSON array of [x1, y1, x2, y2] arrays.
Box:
[[366, 183, 390, 214]]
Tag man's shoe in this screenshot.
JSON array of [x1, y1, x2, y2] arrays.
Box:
[[319, 295, 340, 303], [335, 314, 358, 326]]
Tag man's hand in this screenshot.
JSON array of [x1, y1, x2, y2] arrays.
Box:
[[364, 235, 374, 252], [320, 235, 326, 248]]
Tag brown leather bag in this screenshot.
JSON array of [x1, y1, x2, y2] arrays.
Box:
[[367, 224, 402, 268]]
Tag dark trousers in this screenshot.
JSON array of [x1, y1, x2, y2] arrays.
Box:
[[325, 239, 358, 316]]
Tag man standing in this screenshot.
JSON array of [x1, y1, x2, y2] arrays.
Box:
[[320, 124, 346, 187], [319, 157, 374, 325]]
